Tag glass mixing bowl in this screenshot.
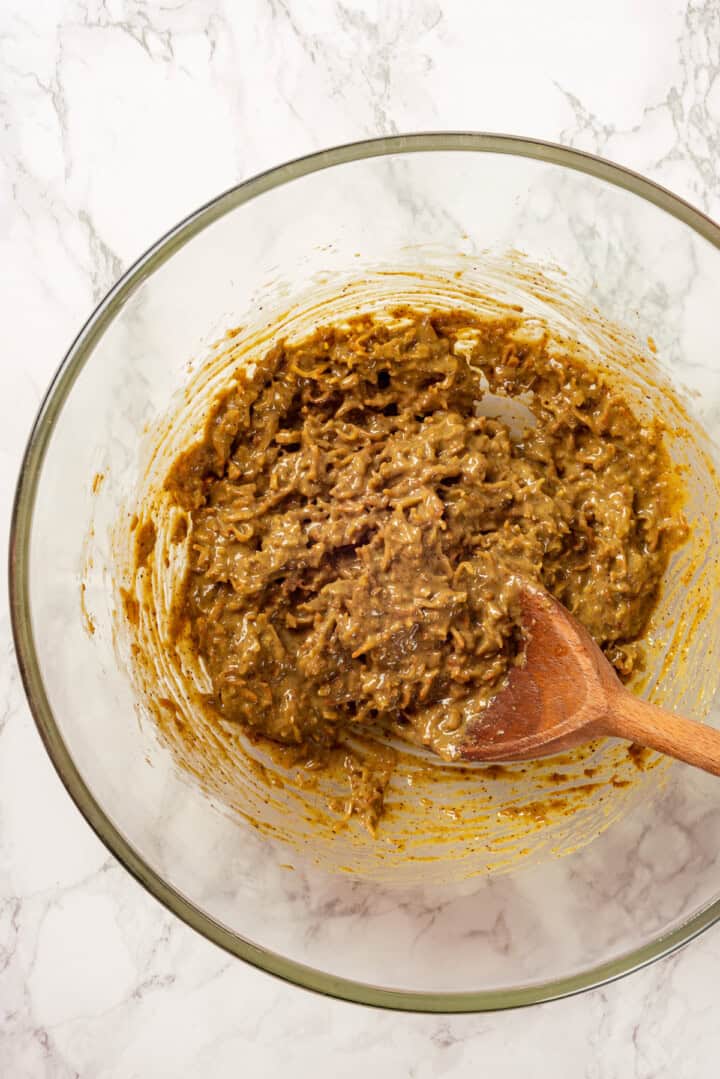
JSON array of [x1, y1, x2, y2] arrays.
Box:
[[11, 134, 720, 1011]]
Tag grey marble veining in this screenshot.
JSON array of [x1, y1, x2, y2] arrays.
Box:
[[3, 2, 720, 1076]]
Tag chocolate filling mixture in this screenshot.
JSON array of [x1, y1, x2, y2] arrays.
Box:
[[163, 309, 684, 827]]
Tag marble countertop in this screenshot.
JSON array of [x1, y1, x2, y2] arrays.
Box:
[[3, 2, 720, 1075]]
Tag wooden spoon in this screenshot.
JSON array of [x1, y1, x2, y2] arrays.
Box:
[[456, 584, 720, 776]]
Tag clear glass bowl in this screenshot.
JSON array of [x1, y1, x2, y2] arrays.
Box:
[[11, 134, 720, 1012]]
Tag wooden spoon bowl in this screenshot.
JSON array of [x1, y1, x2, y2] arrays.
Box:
[[455, 585, 720, 776]]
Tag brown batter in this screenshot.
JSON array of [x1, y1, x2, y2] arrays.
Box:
[[164, 308, 685, 827]]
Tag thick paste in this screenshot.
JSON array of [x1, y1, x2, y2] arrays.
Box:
[[165, 309, 684, 825]]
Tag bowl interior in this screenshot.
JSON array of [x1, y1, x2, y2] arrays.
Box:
[[14, 139, 720, 1009]]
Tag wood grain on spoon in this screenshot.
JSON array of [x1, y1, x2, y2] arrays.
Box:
[[457, 584, 720, 777]]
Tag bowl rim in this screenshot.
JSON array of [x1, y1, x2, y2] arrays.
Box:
[[10, 131, 720, 1013]]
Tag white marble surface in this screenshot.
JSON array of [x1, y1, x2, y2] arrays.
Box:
[[3, 1, 720, 1075]]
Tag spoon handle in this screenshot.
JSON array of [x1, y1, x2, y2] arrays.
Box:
[[606, 690, 720, 777]]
